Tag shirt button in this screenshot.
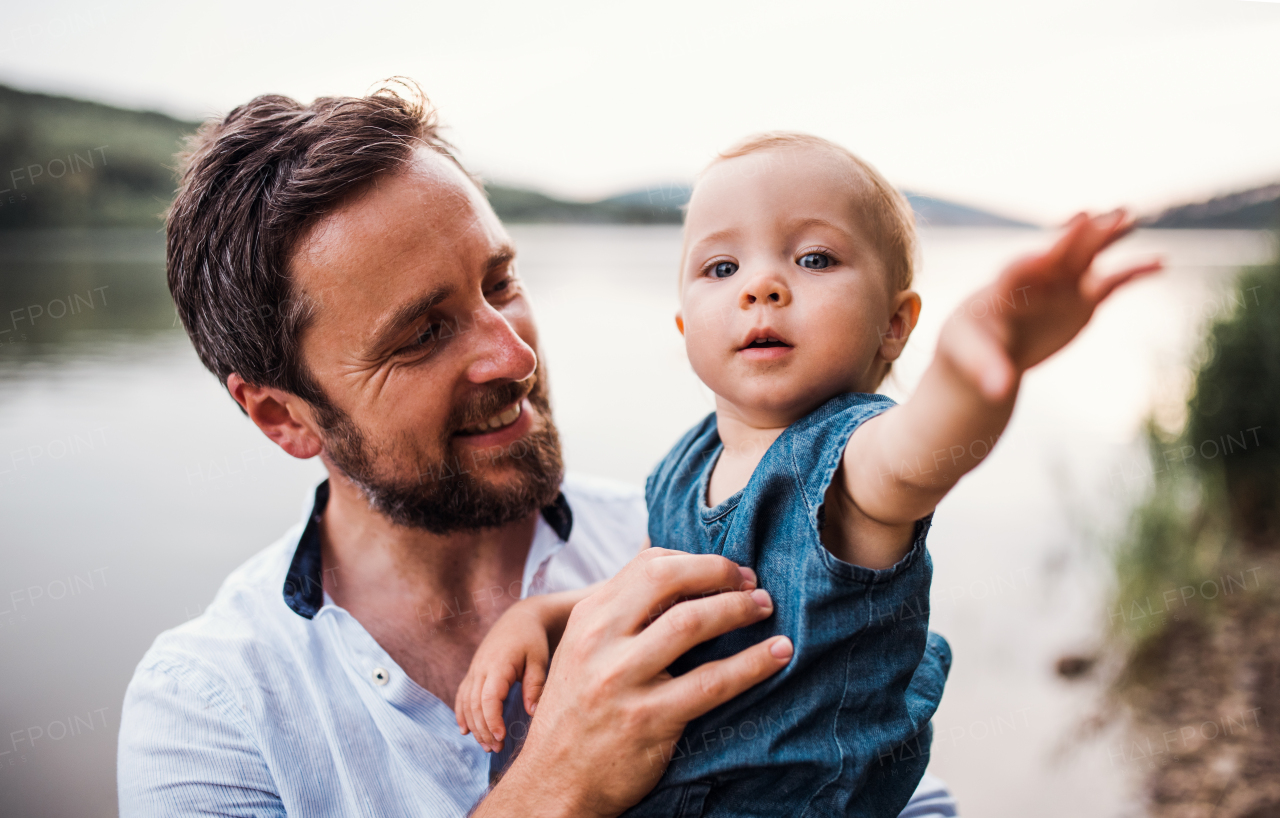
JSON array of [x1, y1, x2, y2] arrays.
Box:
[[372, 667, 389, 686]]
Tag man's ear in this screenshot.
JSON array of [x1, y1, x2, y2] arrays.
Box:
[[879, 290, 922, 363], [675, 312, 685, 336], [226, 373, 324, 460]]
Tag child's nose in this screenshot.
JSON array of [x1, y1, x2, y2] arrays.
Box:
[[740, 271, 792, 308]]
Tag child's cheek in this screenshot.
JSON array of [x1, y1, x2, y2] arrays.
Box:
[[680, 303, 730, 350], [681, 321, 729, 390]]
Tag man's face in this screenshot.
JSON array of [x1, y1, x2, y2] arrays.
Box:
[[288, 147, 562, 532]]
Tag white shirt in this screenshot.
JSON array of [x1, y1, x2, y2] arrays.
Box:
[[116, 473, 956, 816]]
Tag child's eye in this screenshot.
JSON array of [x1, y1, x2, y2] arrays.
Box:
[[710, 261, 738, 279], [798, 252, 832, 270]]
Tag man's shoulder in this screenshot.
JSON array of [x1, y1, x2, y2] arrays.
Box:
[[562, 471, 645, 508], [538, 473, 648, 586], [130, 525, 307, 696], [562, 473, 647, 538]]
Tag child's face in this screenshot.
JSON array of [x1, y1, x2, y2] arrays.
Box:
[[678, 146, 910, 427]]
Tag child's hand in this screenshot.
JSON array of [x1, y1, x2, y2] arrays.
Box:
[[454, 600, 552, 753], [840, 209, 1163, 545], [941, 209, 1163, 403]]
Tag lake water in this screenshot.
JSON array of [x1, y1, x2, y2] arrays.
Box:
[[0, 224, 1274, 817]]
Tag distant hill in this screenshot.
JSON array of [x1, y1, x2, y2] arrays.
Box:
[[485, 183, 685, 224], [0, 84, 195, 229], [490, 182, 1037, 227], [0, 82, 1035, 230], [1142, 183, 1280, 230], [903, 192, 1035, 228]]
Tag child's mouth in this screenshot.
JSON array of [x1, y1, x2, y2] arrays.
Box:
[[744, 338, 790, 349], [739, 328, 793, 350], [738, 330, 794, 359]]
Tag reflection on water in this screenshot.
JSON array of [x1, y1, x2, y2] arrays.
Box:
[[0, 225, 1274, 817], [0, 228, 176, 378]]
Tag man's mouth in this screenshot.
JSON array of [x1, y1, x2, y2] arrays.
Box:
[[456, 401, 523, 436]]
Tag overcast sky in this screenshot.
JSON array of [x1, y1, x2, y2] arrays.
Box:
[[3, 0, 1278, 223]]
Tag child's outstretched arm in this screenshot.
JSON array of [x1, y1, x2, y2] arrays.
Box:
[[454, 582, 601, 753], [836, 210, 1162, 567]]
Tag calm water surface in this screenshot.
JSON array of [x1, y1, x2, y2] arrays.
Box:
[[0, 225, 1274, 817]]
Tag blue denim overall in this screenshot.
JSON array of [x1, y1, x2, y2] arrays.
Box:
[[623, 392, 951, 818]]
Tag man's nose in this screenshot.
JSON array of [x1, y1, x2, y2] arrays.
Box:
[[739, 269, 792, 308], [463, 304, 538, 385]]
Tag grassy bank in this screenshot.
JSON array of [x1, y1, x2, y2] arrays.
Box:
[[1107, 238, 1280, 816]]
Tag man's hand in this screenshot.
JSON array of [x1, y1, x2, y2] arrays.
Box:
[[473, 548, 792, 818]]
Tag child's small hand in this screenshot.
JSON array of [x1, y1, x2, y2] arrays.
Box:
[[942, 209, 1163, 402], [454, 600, 552, 753]]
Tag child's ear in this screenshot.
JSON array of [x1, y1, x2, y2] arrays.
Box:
[[675, 312, 685, 335], [880, 290, 921, 363]]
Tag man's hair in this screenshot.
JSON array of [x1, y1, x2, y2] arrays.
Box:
[[708, 131, 917, 292], [166, 79, 468, 408]]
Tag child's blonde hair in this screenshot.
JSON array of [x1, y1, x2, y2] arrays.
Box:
[[702, 131, 918, 293]]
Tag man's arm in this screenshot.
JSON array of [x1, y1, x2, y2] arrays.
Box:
[[118, 658, 284, 818], [836, 211, 1161, 567], [472, 548, 791, 818]]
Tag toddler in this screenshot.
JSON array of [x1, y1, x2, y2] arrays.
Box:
[[455, 133, 1160, 816]]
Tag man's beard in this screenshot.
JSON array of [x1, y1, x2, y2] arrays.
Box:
[[313, 371, 564, 534]]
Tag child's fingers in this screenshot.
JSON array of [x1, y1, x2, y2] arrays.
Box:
[[469, 675, 499, 751], [454, 674, 472, 735], [998, 214, 1094, 290], [461, 673, 488, 749], [944, 314, 1016, 403], [1078, 211, 1139, 273], [480, 673, 512, 747], [1083, 257, 1163, 304], [1061, 209, 1128, 278], [522, 660, 549, 715], [460, 677, 489, 746], [1059, 211, 1089, 230], [1094, 211, 1138, 254], [1039, 212, 1094, 275]]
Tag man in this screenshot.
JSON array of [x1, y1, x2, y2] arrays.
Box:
[[118, 83, 956, 817]]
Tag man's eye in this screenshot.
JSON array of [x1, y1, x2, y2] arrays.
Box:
[[403, 322, 441, 352], [710, 261, 738, 279], [798, 253, 832, 270]]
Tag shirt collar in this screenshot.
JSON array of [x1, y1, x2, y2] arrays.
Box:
[[283, 480, 574, 620]]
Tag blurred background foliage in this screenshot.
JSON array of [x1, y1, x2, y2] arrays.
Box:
[[0, 85, 190, 229], [1111, 248, 1280, 649], [1107, 240, 1280, 815]]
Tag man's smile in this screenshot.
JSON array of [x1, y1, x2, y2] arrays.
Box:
[[456, 400, 523, 436], [451, 398, 536, 448]]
